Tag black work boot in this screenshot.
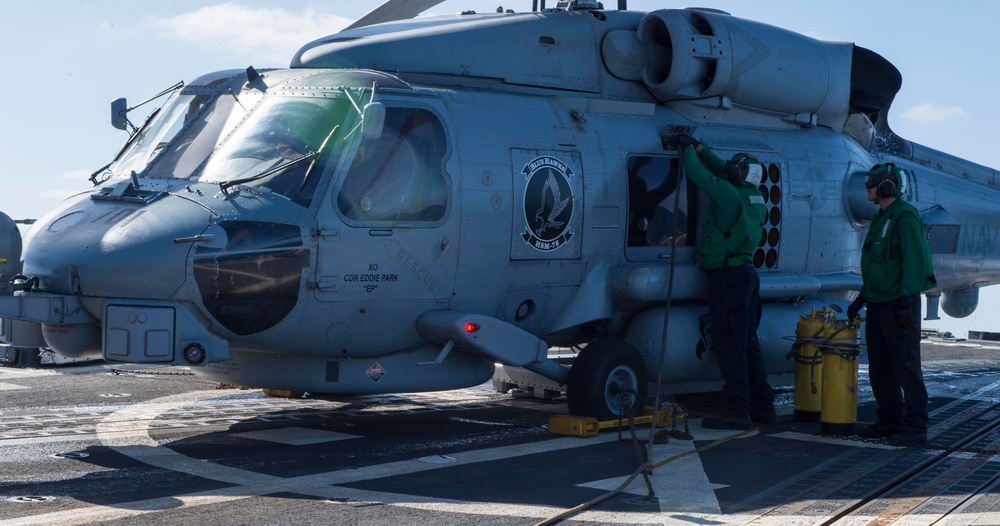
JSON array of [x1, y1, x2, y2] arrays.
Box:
[[750, 408, 777, 426], [856, 422, 900, 439], [886, 427, 928, 446]]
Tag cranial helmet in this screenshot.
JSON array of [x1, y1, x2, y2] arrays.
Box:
[[725, 153, 763, 186], [866, 161, 908, 199]]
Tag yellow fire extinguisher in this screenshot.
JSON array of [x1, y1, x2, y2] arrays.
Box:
[[787, 309, 830, 422], [819, 317, 863, 436]]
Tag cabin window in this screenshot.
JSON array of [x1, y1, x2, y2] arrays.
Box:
[[337, 107, 448, 224], [626, 155, 694, 248]]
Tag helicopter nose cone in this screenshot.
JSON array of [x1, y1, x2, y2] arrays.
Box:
[[22, 195, 211, 299]]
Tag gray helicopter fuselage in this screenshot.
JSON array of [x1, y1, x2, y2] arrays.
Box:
[[4, 7, 1000, 398]]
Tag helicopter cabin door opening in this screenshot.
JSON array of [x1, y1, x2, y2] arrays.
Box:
[[625, 154, 697, 261]]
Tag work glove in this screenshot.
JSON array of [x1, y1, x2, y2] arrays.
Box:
[[660, 133, 700, 151], [847, 295, 865, 321], [896, 295, 915, 330]]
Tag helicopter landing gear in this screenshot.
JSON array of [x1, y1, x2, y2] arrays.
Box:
[[566, 337, 646, 421]]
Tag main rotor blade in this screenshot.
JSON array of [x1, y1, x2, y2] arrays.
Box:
[[344, 0, 448, 30]]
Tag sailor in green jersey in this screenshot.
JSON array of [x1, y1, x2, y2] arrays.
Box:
[[849, 161, 936, 445], [662, 132, 775, 430]]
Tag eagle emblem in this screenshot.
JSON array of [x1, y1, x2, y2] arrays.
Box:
[[521, 156, 574, 251], [534, 172, 570, 237]]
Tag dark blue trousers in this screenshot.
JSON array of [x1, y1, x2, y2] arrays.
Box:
[[706, 264, 774, 416], [865, 298, 929, 430]]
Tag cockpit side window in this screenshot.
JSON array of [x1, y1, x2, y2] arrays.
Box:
[[337, 107, 448, 225], [626, 155, 695, 248]]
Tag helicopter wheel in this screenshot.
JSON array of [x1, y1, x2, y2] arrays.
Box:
[[566, 337, 646, 421]]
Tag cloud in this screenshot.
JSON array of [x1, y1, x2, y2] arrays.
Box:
[[150, 3, 352, 65], [40, 188, 82, 200], [59, 168, 95, 181], [899, 103, 970, 124]]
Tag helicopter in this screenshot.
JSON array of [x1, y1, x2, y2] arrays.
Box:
[[1, 0, 998, 420]]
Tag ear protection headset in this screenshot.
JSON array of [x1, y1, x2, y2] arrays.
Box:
[[724, 153, 763, 186], [866, 161, 907, 199]]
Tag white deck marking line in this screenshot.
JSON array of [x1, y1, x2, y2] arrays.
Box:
[[13, 388, 963, 526], [4, 390, 658, 525]]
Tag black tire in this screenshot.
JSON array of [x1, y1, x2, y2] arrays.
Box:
[[566, 337, 646, 420]]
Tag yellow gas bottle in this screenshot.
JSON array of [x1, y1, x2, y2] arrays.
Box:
[[819, 317, 862, 436], [789, 309, 829, 422]]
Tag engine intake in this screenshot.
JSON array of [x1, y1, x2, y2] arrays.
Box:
[[636, 9, 853, 126]]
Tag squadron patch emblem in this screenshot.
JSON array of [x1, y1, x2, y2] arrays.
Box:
[[521, 156, 574, 252]]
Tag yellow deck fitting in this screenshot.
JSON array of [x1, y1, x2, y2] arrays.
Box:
[[547, 409, 675, 437], [262, 389, 305, 398]]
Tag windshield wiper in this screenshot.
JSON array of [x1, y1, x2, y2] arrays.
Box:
[[298, 125, 339, 194], [89, 107, 163, 186], [219, 151, 317, 195]]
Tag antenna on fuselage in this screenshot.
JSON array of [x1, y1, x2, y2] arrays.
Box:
[[550, 0, 624, 10]]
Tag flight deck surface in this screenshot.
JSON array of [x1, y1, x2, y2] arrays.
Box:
[[1, 338, 1000, 525]]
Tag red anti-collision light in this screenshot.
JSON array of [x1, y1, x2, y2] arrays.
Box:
[[465, 323, 480, 333]]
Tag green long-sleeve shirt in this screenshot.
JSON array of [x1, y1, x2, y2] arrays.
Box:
[[860, 198, 936, 302], [680, 145, 766, 269]]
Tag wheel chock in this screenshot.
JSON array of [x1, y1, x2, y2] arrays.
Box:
[[548, 415, 601, 437], [262, 389, 305, 398], [548, 409, 674, 437]]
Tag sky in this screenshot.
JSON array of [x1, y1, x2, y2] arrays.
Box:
[[1, 0, 999, 337]]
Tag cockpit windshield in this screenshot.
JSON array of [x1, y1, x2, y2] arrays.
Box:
[[101, 70, 412, 210], [142, 91, 255, 181], [197, 96, 351, 207], [107, 71, 250, 182]]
